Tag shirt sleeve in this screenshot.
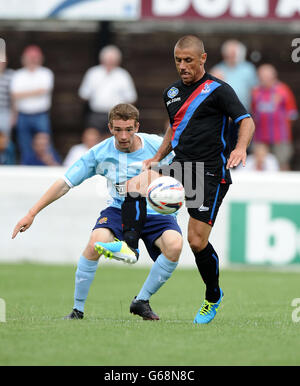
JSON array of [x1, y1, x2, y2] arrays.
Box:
[[63, 149, 97, 187], [120, 71, 137, 104], [78, 68, 93, 100], [40, 68, 54, 93], [160, 151, 175, 165], [10, 72, 20, 93], [45, 69, 54, 91], [162, 88, 173, 124], [215, 82, 251, 123], [149, 133, 175, 165], [282, 83, 298, 120]]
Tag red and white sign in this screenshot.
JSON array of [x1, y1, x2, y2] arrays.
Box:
[[141, 0, 300, 20]]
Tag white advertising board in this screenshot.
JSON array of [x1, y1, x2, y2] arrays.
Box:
[[1, 167, 300, 268], [0, 0, 140, 20]]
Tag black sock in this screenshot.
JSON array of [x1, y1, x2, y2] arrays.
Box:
[[121, 193, 147, 250], [193, 242, 220, 303]]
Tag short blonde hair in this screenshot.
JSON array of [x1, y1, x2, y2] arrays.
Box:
[[108, 104, 139, 126]]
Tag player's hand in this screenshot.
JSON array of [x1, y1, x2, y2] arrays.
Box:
[[11, 213, 35, 239], [142, 158, 159, 171], [226, 148, 247, 169]]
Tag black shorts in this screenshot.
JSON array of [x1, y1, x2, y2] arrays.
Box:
[[157, 160, 230, 226], [187, 174, 229, 226]]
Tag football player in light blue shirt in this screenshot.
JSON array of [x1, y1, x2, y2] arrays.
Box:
[[12, 104, 183, 321]]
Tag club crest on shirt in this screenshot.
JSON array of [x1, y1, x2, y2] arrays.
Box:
[[167, 87, 179, 98], [98, 217, 108, 224], [201, 83, 211, 94]]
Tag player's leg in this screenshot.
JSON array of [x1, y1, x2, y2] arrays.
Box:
[[93, 206, 139, 264], [135, 230, 182, 301], [155, 229, 183, 262], [188, 219, 220, 300], [187, 180, 229, 324], [64, 228, 115, 319], [130, 217, 182, 320], [95, 170, 161, 261], [188, 218, 224, 324], [122, 169, 160, 251]]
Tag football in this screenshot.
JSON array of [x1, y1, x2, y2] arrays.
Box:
[[146, 176, 185, 214]]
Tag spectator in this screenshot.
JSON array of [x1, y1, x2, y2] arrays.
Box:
[[26, 132, 61, 166], [212, 40, 258, 150], [212, 40, 258, 111], [0, 131, 16, 165], [63, 127, 102, 167], [236, 143, 279, 172], [10, 45, 54, 165], [0, 60, 15, 140], [78, 45, 137, 138], [209, 67, 225, 81], [251, 64, 298, 171]]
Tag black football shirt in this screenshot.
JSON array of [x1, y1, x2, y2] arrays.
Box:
[[163, 72, 250, 182]]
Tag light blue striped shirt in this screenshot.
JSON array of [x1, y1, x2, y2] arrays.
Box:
[[64, 133, 173, 215]]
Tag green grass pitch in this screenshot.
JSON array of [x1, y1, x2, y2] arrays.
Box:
[[0, 263, 300, 366]]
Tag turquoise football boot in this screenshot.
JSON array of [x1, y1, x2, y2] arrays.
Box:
[[193, 289, 224, 324], [94, 239, 139, 264]]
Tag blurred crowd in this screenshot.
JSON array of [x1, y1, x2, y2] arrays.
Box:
[[211, 39, 298, 172], [0, 40, 298, 171], [0, 44, 137, 167]]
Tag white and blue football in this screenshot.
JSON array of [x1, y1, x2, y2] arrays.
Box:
[[147, 176, 185, 215]]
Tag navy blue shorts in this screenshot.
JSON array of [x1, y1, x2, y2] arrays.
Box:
[[92, 207, 182, 261]]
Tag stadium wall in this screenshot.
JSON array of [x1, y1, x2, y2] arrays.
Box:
[[1, 167, 300, 268]]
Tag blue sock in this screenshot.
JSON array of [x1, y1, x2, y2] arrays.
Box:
[[136, 254, 178, 301], [73, 255, 98, 312]]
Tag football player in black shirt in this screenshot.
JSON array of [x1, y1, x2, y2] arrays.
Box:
[[143, 35, 255, 324]]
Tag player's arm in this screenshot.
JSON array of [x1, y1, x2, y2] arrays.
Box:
[[227, 116, 255, 169], [11, 178, 70, 239], [143, 126, 173, 170], [12, 145, 98, 239], [214, 83, 255, 169]]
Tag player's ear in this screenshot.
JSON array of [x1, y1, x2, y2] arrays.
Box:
[[108, 123, 114, 134], [200, 52, 207, 65], [135, 121, 140, 132]]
